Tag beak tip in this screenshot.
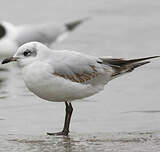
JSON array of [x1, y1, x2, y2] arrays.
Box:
[[1, 57, 18, 64]]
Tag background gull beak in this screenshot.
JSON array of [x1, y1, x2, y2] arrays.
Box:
[[1, 57, 18, 64]]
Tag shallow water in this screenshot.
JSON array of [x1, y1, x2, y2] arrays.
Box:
[[0, 0, 160, 151]]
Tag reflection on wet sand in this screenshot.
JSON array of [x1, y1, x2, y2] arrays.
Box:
[[1, 132, 160, 152], [7, 135, 76, 152]]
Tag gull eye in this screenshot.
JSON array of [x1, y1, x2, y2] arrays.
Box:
[[23, 49, 31, 57]]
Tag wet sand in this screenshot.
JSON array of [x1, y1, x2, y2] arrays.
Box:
[[0, 0, 160, 151], [0, 132, 160, 152]]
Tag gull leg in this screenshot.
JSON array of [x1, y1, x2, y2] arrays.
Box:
[[47, 101, 73, 136]]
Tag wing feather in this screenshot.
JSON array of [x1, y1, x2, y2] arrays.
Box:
[[53, 64, 99, 83], [50, 51, 104, 83]]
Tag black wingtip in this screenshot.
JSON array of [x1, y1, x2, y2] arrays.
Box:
[[131, 61, 151, 69], [65, 17, 90, 31], [2, 58, 10, 64]]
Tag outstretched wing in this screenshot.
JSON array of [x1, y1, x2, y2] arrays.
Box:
[[15, 18, 87, 46], [15, 23, 66, 46]]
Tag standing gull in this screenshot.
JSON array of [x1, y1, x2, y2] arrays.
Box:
[[2, 42, 159, 136], [0, 18, 88, 57]]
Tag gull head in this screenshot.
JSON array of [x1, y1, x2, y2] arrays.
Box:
[[1, 41, 49, 67]]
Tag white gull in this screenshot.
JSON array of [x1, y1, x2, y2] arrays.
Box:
[[2, 42, 159, 135]]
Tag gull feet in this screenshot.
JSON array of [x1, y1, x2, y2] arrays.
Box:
[[47, 130, 69, 136]]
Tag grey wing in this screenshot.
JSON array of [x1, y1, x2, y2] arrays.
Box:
[[49, 51, 159, 84], [14, 18, 88, 47], [50, 51, 113, 84], [15, 23, 66, 46]]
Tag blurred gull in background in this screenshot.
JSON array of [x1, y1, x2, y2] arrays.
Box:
[[0, 18, 89, 58]]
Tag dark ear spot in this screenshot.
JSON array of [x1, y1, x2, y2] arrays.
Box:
[[0, 24, 6, 39]]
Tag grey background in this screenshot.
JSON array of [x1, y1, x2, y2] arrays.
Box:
[[0, 0, 160, 151]]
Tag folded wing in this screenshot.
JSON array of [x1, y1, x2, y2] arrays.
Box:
[[100, 56, 160, 78]]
